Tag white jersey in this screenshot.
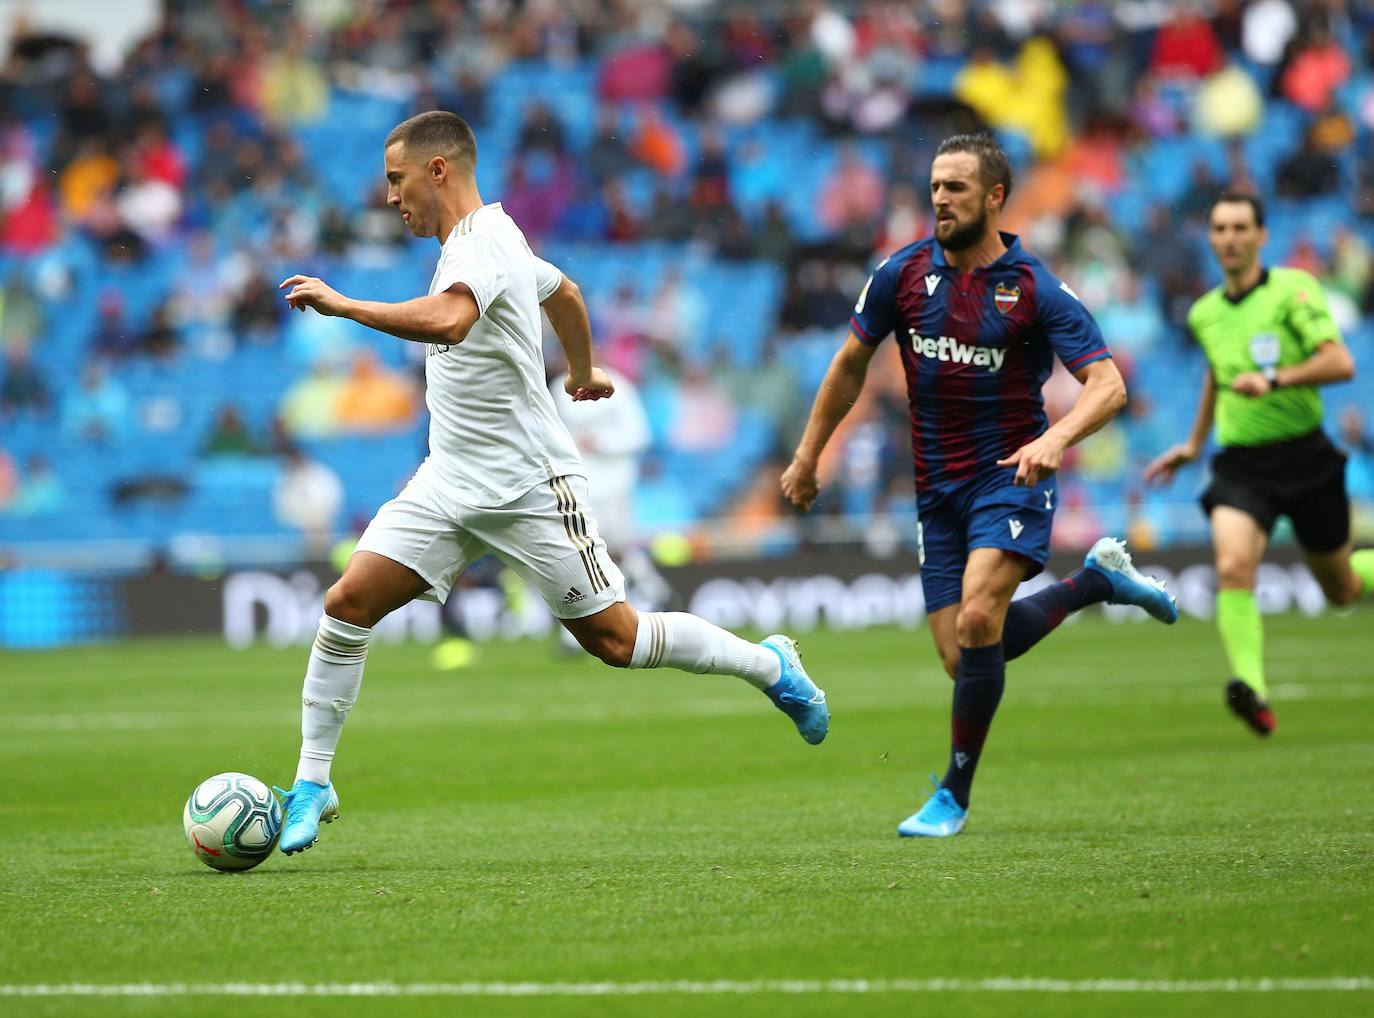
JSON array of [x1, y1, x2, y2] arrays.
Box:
[[423, 202, 584, 506]]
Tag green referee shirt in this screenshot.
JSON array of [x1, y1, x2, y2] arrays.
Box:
[[1187, 267, 1343, 448]]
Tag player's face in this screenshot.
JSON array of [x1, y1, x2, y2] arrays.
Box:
[[930, 153, 1000, 253], [385, 143, 439, 239], [1208, 202, 1266, 275]]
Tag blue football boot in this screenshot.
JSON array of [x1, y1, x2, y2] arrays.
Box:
[[274, 778, 339, 855], [760, 635, 829, 745], [898, 781, 967, 838], [1084, 537, 1179, 624]]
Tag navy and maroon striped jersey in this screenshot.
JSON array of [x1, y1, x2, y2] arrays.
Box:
[[848, 232, 1111, 497]]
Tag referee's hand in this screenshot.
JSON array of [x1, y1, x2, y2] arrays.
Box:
[[1144, 444, 1197, 487], [1230, 371, 1271, 397]]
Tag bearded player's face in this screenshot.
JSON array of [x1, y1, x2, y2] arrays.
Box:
[[1208, 201, 1267, 275], [930, 152, 1000, 253]]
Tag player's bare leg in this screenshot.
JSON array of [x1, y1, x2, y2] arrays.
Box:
[[927, 605, 961, 678], [956, 549, 1029, 644], [279, 552, 432, 854], [326, 550, 435, 628], [1303, 542, 1366, 607], [559, 600, 639, 666], [1211, 506, 1274, 735], [561, 600, 829, 744]]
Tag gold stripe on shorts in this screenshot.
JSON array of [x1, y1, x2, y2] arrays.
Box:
[[557, 477, 611, 590], [556, 476, 611, 591], [549, 477, 604, 592]]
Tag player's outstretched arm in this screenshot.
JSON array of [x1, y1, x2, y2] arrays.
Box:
[[781, 332, 877, 511], [999, 357, 1127, 487], [279, 274, 480, 345], [1145, 368, 1216, 487], [541, 273, 614, 401]]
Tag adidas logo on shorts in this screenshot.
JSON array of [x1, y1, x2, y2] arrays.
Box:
[[562, 586, 586, 605]]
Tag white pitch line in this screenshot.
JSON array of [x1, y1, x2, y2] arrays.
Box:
[[1, 979, 1372, 997], [3, 679, 1373, 733]]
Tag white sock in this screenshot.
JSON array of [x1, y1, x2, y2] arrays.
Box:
[[296, 614, 372, 785], [627, 611, 780, 690]]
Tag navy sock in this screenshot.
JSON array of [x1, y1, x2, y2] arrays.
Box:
[[940, 643, 1006, 809], [1001, 568, 1112, 660]]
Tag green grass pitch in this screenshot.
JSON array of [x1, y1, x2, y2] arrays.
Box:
[[2, 613, 1372, 1017]]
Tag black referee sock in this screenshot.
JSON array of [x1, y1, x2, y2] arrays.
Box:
[[941, 643, 1006, 809], [1001, 567, 1112, 660]]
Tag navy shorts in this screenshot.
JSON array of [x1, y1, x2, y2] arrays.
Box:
[[917, 468, 1057, 613]]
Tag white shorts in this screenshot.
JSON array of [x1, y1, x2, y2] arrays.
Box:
[[354, 464, 626, 619], [590, 485, 635, 551]]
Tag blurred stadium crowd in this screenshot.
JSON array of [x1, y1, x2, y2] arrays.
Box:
[[2, 0, 1374, 570]]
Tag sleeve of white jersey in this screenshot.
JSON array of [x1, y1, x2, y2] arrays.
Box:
[[532, 254, 564, 302], [432, 233, 509, 316]]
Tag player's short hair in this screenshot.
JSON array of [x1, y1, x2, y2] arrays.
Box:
[[1210, 191, 1265, 228], [385, 111, 477, 171], [935, 133, 1014, 204]]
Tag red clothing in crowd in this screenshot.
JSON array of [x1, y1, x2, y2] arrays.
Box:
[[1150, 15, 1224, 79]]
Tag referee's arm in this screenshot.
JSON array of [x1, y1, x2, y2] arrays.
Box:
[[1232, 342, 1354, 397]]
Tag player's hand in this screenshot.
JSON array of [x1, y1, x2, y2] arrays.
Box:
[[566, 367, 614, 401], [780, 456, 820, 511], [279, 275, 350, 317], [1230, 371, 1271, 398], [997, 434, 1065, 487], [1143, 444, 1197, 487]]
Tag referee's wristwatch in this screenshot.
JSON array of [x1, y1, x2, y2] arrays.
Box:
[[1262, 365, 1281, 388]]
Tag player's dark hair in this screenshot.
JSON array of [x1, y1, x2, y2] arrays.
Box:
[[936, 133, 1014, 205], [386, 110, 477, 171], [1210, 191, 1265, 227]]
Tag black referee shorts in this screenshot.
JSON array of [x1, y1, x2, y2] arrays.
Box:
[[1201, 429, 1350, 553]]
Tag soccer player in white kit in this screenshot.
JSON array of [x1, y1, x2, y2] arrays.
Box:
[[273, 111, 828, 855]]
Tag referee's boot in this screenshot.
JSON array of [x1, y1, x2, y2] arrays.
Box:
[[1084, 537, 1179, 624], [1226, 678, 1276, 737]]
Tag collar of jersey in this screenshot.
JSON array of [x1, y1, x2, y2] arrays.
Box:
[[448, 202, 505, 241], [931, 231, 1022, 270], [1222, 267, 1270, 305]]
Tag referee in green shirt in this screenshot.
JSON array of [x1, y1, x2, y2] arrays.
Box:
[[1146, 192, 1374, 736]]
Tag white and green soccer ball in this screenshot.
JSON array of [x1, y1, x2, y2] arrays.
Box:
[[183, 772, 282, 872]]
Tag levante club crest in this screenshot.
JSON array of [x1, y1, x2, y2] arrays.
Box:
[[994, 283, 1020, 314]]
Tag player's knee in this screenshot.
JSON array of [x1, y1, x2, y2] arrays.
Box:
[[591, 631, 635, 668], [1214, 555, 1255, 590], [955, 602, 1000, 646], [323, 581, 378, 629], [572, 623, 634, 668]]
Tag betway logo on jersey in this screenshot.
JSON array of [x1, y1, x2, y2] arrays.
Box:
[[907, 331, 1007, 373]]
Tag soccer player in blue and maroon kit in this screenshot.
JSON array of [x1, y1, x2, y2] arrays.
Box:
[[782, 134, 1179, 837]]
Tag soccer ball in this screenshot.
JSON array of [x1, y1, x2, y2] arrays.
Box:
[[183, 772, 282, 872]]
